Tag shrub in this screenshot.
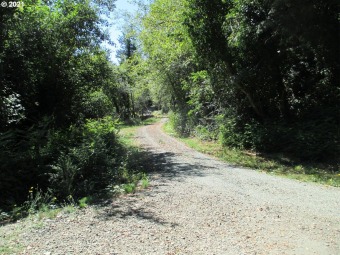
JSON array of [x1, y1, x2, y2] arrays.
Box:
[[194, 125, 218, 141], [168, 111, 190, 136], [48, 116, 122, 198], [81, 90, 114, 119], [78, 196, 94, 208], [122, 183, 136, 194], [218, 114, 339, 161]]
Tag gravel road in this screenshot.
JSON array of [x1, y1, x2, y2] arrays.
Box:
[[2, 119, 340, 255]]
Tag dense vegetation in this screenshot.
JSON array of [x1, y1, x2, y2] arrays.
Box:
[[124, 0, 339, 174], [136, 0, 339, 160], [0, 0, 149, 214], [1, 0, 339, 214]]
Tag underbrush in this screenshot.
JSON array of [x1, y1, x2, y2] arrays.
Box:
[[218, 116, 339, 161], [163, 121, 340, 187], [0, 116, 157, 223]]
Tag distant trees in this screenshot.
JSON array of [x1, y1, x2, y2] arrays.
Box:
[[116, 28, 138, 63], [139, 0, 199, 132]]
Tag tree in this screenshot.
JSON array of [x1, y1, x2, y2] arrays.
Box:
[[0, 0, 119, 209], [140, 0, 199, 132], [185, 0, 339, 158], [116, 28, 138, 63]]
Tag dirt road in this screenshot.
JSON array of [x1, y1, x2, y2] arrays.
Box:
[[3, 119, 340, 255]]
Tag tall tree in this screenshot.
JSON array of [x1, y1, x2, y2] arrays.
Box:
[[185, 0, 339, 157], [0, 0, 118, 208]]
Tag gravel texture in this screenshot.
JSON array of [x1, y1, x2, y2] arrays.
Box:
[[1, 119, 340, 255]]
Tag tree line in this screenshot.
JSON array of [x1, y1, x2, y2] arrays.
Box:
[[128, 0, 339, 160], [1, 0, 339, 212], [0, 0, 147, 213]]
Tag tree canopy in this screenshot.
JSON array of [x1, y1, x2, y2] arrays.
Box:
[[1, 0, 339, 213]]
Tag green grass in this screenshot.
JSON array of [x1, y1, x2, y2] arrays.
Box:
[[35, 206, 62, 220], [0, 225, 24, 255], [163, 122, 340, 187], [122, 183, 136, 193], [118, 116, 159, 146], [78, 196, 94, 208], [61, 205, 76, 214], [141, 174, 150, 189], [0, 204, 78, 255]]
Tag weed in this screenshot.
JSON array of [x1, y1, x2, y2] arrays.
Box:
[[141, 174, 149, 189], [122, 183, 136, 194], [106, 184, 125, 195], [62, 205, 76, 214], [0, 226, 24, 254], [78, 196, 94, 208], [35, 207, 61, 220]]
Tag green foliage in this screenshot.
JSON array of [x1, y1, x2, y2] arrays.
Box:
[[0, 114, 156, 216], [183, 0, 339, 160], [3, 187, 58, 220], [122, 183, 136, 194], [78, 196, 94, 208], [82, 90, 115, 119], [141, 176, 149, 189], [45, 118, 154, 202], [193, 125, 217, 141], [168, 111, 190, 137], [23, 187, 56, 215], [218, 114, 339, 160], [0, 0, 128, 214], [50, 154, 79, 198], [140, 0, 196, 114], [52, 117, 121, 198]]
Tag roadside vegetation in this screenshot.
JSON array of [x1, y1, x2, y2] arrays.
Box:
[[0, 0, 155, 222], [0, 116, 155, 254], [164, 119, 340, 187], [1, 0, 338, 231], [137, 0, 339, 187], [0, 118, 155, 223]]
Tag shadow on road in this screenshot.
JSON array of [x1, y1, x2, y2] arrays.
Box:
[[95, 146, 213, 225]]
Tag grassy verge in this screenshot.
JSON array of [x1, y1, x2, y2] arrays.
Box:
[[103, 116, 159, 195], [163, 122, 340, 187], [0, 205, 77, 255], [118, 116, 159, 146], [0, 224, 24, 255]]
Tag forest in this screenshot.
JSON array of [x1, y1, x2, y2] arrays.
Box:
[[0, 0, 339, 215]]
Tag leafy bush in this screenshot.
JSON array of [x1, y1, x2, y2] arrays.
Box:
[[219, 117, 244, 149], [141, 173, 150, 189], [82, 90, 114, 119], [0, 116, 126, 212], [168, 111, 190, 136], [194, 125, 218, 141], [0, 119, 54, 210], [122, 183, 136, 194], [78, 196, 94, 208], [48, 116, 122, 198], [219, 114, 339, 161]]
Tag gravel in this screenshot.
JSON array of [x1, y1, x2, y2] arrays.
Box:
[[2, 119, 340, 255]]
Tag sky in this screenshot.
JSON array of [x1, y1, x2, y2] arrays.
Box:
[[105, 0, 139, 63]]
